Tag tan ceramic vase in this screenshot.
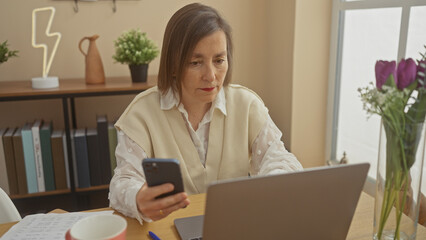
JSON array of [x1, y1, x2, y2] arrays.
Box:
[[79, 34, 105, 84]]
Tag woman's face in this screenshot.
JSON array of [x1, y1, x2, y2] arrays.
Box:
[[181, 30, 228, 109]]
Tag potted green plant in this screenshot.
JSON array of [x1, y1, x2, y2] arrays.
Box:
[[113, 29, 159, 83], [0, 40, 18, 65]]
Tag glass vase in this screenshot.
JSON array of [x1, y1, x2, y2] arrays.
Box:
[[374, 121, 425, 240]]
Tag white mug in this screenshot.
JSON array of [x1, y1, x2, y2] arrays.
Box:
[[66, 214, 127, 240]]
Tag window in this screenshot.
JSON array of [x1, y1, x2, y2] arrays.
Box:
[[326, 0, 426, 194]]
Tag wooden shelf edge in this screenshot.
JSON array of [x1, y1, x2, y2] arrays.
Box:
[[76, 184, 109, 193], [10, 189, 71, 200], [0, 76, 157, 100], [9, 184, 110, 199]]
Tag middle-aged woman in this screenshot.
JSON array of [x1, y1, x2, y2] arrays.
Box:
[[109, 3, 303, 224]]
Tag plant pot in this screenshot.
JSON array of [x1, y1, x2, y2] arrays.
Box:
[[374, 120, 425, 240], [129, 64, 148, 83]]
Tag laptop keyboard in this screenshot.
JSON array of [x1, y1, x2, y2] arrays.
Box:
[[189, 237, 202, 240]]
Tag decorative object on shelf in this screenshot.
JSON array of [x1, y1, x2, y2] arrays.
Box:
[[79, 35, 105, 85], [113, 28, 159, 83], [358, 46, 426, 240], [31, 6, 62, 89], [339, 151, 348, 164], [0, 40, 18, 65], [326, 151, 348, 166]]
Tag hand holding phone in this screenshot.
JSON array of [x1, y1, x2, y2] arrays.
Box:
[[136, 183, 190, 221], [142, 158, 185, 198], [137, 158, 189, 220]]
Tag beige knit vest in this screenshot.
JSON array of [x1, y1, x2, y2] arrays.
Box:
[[115, 84, 267, 195]]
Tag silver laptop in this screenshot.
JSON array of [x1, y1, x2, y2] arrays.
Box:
[[174, 163, 369, 240]]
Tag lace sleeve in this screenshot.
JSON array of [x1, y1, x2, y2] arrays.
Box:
[[108, 131, 152, 224], [250, 115, 303, 176]]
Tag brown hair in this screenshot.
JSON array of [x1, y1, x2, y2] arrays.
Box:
[[157, 3, 233, 98]]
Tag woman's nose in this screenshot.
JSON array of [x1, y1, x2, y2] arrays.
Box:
[[202, 63, 215, 82]]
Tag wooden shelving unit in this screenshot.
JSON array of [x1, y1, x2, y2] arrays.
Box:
[[0, 76, 156, 213]]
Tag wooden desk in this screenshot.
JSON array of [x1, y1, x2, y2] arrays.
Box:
[[1, 192, 425, 239]]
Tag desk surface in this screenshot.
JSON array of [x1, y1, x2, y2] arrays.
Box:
[[1, 192, 425, 239]]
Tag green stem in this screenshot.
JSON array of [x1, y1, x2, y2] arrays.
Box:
[[383, 179, 396, 225], [393, 136, 409, 240], [393, 172, 402, 240], [395, 172, 409, 240], [395, 138, 408, 240], [378, 173, 398, 239], [378, 178, 392, 238]]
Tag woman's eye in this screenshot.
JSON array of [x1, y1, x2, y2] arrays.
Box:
[[190, 61, 201, 66], [215, 59, 225, 64]]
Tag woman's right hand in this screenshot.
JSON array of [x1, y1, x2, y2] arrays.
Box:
[[136, 183, 190, 221]]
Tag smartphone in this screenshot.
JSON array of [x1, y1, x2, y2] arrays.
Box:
[[142, 158, 185, 199]]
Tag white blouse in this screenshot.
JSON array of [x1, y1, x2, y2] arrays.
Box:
[[109, 88, 303, 224]]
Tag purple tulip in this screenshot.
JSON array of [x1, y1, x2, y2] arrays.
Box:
[[396, 58, 417, 90], [375, 60, 396, 90]]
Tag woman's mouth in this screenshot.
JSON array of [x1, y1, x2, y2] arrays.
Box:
[[200, 87, 215, 92]]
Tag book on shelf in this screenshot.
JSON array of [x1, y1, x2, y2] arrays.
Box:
[[21, 122, 38, 193], [86, 128, 102, 186], [74, 129, 91, 188], [97, 115, 111, 185], [51, 130, 68, 190], [0, 128, 10, 194], [108, 122, 118, 176], [40, 121, 55, 191], [3, 128, 18, 195], [13, 128, 28, 195], [31, 119, 45, 192], [62, 131, 71, 189], [70, 130, 78, 188]]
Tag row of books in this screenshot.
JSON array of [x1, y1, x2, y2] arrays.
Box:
[[0, 116, 118, 195], [72, 116, 117, 189]]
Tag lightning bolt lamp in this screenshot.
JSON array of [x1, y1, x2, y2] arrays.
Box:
[[31, 7, 62, 89]]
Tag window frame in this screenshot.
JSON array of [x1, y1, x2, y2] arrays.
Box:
[[326, 0, 426, 195]]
